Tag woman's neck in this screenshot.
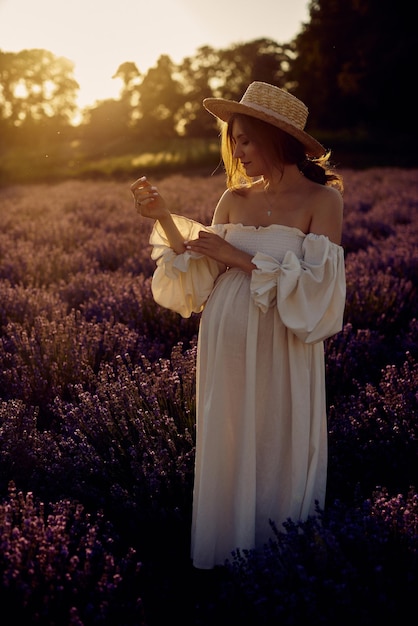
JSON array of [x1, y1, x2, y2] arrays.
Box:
[[263, 164, 303, 194]]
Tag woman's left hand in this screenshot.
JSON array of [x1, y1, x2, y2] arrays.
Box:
[[185, 231, 237, 266]]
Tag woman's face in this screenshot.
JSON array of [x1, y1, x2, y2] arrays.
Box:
[[231, 117, 267, 178]]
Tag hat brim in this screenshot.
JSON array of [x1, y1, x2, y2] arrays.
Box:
[[203, 97, 325, 158]]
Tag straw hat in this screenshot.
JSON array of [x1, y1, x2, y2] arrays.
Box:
[[203, 81, 325, 158]]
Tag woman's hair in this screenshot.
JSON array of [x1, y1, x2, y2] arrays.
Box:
[[221, 113, 343, 193]]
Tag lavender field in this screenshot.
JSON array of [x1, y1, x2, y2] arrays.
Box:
[[0, 168, 417, 625]]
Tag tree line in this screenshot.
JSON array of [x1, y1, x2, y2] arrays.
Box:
[[0, 0, 416, 150]]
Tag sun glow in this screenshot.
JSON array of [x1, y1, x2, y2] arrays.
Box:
[[0, 0, 310, 110]]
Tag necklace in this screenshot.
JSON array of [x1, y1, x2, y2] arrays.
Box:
[[263, 187, 274, 217], [263, 170, 304, 216]]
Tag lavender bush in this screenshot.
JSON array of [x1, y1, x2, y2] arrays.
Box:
[[0, 169, 417, 624], [0, 481, 144, 625]]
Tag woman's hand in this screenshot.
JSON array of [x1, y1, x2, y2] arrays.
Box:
[[186, 231, 255, 273], [130, 176, 186, 254], [130, 176, 170, 221]]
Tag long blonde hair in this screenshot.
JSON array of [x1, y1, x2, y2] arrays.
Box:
[[220, 114, 343, 193]]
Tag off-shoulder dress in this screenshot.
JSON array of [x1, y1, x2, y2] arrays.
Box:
[[149, 215, 346, 570]]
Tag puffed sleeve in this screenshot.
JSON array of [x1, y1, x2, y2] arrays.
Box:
[[250, 233, 346, 343], [149, 215, 224, 318]]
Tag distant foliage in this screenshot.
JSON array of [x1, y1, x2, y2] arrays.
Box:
[[0, 169, 417, 623]]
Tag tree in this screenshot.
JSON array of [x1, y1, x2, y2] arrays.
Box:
[[0, 49, 79, 132], [289, 0, 417, 135], [135, 55, 184, 139], [80, 98, 132, 145], [178, 39, 295, 137], [112, 61, 142, 127]]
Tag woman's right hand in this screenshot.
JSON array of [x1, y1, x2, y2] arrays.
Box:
[[130, 176, 187, 254], [130, 176, 170, 220]]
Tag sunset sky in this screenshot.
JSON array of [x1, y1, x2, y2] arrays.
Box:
[[0, 0, 310, 108]]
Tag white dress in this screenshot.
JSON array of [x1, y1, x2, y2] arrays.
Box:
[[149, 215, 346, 570]]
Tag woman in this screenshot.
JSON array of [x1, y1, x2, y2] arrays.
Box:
[[130, 81, 346, 570]]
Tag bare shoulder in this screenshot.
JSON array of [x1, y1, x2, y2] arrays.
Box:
[[311, 182, 343, 208], [212, 186, 248, 225], [309, 184, 344, 244]]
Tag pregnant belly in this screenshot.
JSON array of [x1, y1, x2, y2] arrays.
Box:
[[200, 269, 251, 355]]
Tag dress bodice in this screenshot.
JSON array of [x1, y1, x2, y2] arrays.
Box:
[[222, 223, 305, 261]]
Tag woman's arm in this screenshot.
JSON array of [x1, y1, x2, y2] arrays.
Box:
[[185, 231, 256, 274], [130, 176, 186, 254], [309, 186, 344, 245], [187, 187, 255, 273]]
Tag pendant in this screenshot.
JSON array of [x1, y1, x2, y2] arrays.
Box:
[[267, 210, 271, 216]]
